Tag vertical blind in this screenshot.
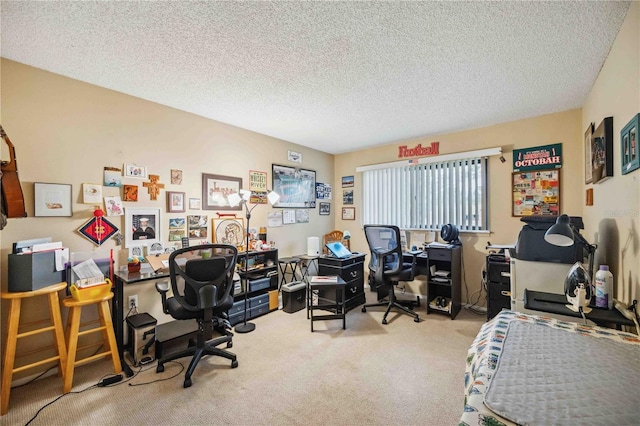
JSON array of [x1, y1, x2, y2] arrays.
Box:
[[362, 157, 487, 231]]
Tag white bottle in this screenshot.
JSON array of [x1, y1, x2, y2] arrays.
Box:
[[594, 265, 613, 309]]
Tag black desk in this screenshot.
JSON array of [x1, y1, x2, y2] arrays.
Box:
[[113, 267, 169, 375], [524, 290, 634, 330]]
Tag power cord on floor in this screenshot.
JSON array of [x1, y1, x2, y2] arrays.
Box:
[[462, 256, 486, 316], [21, 359, 183, 425]]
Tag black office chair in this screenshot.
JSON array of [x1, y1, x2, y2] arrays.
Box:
[[361, 225, 420, 324], [155, 244, 239, 387]]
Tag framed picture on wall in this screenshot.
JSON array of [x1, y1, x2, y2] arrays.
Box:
[[591, 116, 614, 184], [319, 202, 330, 215], [125, 207, 161, 248], [621, 113, 639, 175], [34, 182, 72, 217], [202, 173, 242, 211], [342, 207, 355, 220], [166, 191, 186, 213], [271, 164, 316, 208], [584, 122, 594, 184], [212, 217, 245, 247]]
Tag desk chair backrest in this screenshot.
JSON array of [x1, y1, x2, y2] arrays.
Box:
[[168, 244, 238, 313], [364, 225, 409, 282]]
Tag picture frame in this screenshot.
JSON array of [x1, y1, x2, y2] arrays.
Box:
[[272, 164, 316, 208], [287, 150, 303, 163], [82, 183, 102, 204], [591, 116, 614, 184], [342, 175, 354, 188], [189, 197, 201, 210], [123, 184, 138, 202], [167, 191, 186, 213], [125, 207, 161, 248], [124, 164, 147, 179], [584, 122, 594, 184], [202, 173, 242, 211], [343, 189, 354, 205], [168, 217, 186, 241], [319, 202, 331, 215], [170, 169, 183, 185], [212, 217, 245, 247], [188, 215, 208, 239], [342, 207, 355, 221], [512, 170, 560, 217], [621, 113, 639, 175], [34, 182, 73, 217]]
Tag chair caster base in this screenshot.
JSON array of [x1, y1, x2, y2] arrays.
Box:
[[382, 318, 388, 325], [157, 364, 165, 373], [183, 379, 192, 388], [231, 360, 238, 368], [414, 316, 420, 322], [227, 341, 233, 348], [362, 307, 367, 312]]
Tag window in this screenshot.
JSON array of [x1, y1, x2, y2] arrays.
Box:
[[362, 157, 488, 231]]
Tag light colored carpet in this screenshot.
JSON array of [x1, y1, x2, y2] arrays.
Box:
[[2, 291, 485, 425]]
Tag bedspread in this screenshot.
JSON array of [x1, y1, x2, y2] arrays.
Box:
[[459, 310, 640, 426]]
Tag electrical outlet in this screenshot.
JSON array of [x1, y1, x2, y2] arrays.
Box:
[[128, 295, 138, 309]]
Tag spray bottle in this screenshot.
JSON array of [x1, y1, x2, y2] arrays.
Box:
[[595, 265, 613, 309]]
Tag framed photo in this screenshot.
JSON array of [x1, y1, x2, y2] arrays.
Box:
[[272, 164, 316, 208], [288, 150, 303, 163], [167, 191, 186, 213], [170, 169, 183, 185], [168, 217, 186, 241], [202, 173, 242, 211], [123, 185, 138, 202], [512, 170, 560, 217], [34, 182, 72, 217], [591, 116, 614, 184], [342, 207, 355, 221], [621, 113, 639, 175], [343, 189, 354, 205], [104, 167, 122, 187], [584, 123, 594, 184], [82, 183, 102, 204], [212, 217, 245, 247], [189, 198, 201, 210], [319, 202, 331, 215], [125, 207, 161, 248], [188, 215, 208, 239], [124, 164, 147, 179], [249, 170, 268, 192], [342, 175, 354, 188]]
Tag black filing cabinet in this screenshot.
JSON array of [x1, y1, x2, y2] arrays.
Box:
[[486, 254, 511, 320], [317, 253, 366, 311]]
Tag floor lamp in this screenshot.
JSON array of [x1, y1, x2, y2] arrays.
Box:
[[228, 189, 280, 334]]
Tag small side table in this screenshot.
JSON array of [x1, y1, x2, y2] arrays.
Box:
[[278, 257, 300, 290], [308, 276, 347, 332], [296, 254, 319, 282]]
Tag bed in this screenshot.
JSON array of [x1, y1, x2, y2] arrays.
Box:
[[460, 310, 640, 426]]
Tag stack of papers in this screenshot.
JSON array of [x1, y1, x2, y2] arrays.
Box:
[[310, 276, 338, 283], [71, 259, 106, 288]]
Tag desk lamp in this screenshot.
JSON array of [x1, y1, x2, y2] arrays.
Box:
[[228, 189, 280, 334], [544, 214, 597, 315]]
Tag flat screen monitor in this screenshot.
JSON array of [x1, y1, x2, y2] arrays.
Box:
[[325, 241, 352, 259]]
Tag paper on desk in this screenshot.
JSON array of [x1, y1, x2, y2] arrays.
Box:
[[54, 248, 69, 272], [71, 258, 104, 280]]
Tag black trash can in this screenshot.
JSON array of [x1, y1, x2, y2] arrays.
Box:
[[282, 281, 307, 313]]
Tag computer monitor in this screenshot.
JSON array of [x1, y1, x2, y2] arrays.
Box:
[[325, 241, 352, 259]]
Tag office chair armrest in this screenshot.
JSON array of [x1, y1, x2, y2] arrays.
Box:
[[155, 280, 170, 314]]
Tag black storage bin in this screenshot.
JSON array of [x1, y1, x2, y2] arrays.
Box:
[[515, 216, 586, 264], [282, 281, 306, 313]]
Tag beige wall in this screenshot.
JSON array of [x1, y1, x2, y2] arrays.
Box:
[[336, 109, 583, 301], [581, 1, 640, 304], [0, 59, 335, 378]]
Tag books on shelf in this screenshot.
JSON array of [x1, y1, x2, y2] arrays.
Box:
[[310, 275, 338, 283]]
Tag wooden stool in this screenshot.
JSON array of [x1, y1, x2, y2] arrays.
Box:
[[1, 282, 68, 415], [61, 292, 121, 393]]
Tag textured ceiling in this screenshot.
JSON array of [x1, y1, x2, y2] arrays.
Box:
[[1, 1, 631, 154]]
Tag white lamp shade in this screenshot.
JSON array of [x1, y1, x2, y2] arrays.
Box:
[[267, 191, 280, 205], [227, 192, 242, 207], [239, 189, 252, 201]]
